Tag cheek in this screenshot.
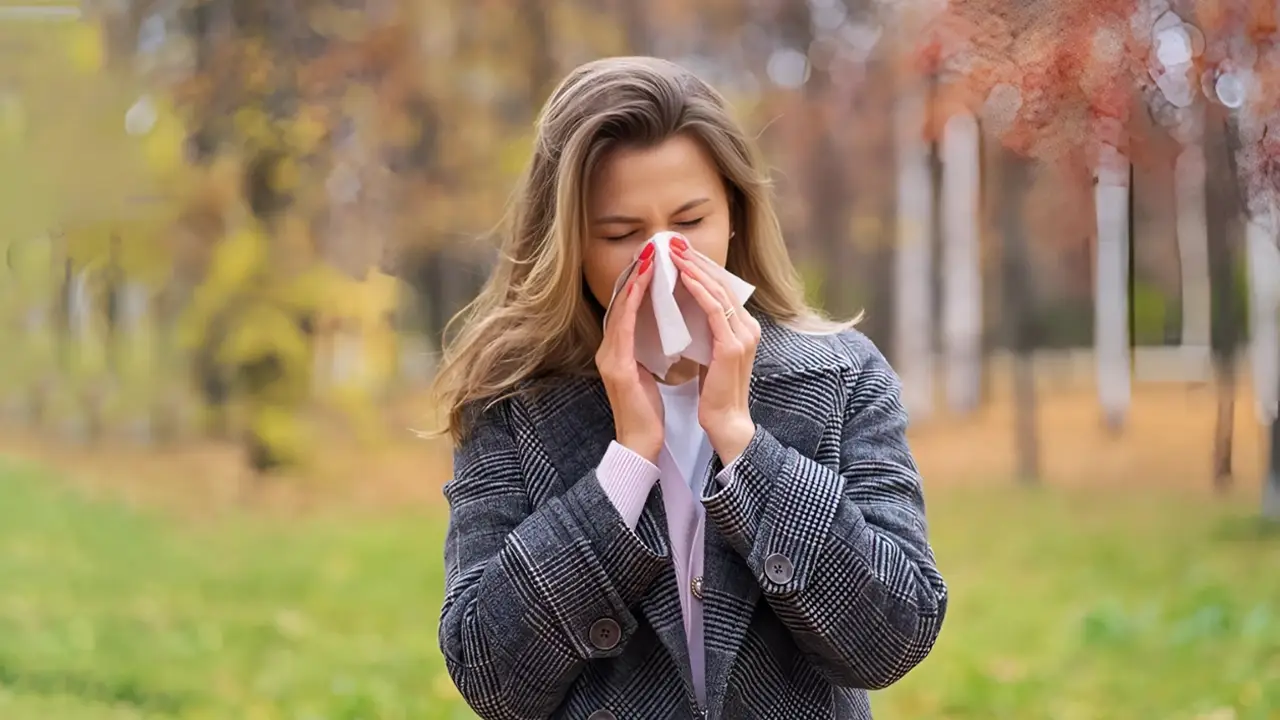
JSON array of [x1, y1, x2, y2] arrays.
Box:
[[688, 217, 732, 266], [582, 245, 636, 307]]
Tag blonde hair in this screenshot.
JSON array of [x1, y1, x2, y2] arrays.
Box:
[[432, 56, 854, 442]]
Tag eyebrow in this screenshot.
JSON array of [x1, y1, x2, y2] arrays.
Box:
[[593, 197, 711, 225]]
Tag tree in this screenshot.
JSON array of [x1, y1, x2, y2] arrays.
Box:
[[995, 145, 1041, 484], [1202, 105, 1246, 488], [891, 5, 938, 421], [940, 108, 983, 414], [1094, 139, 1133, 434]]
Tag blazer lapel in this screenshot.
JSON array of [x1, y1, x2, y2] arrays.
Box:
[[703, 318, 845, 717], [701, 374, 764, 717], [701, 520, 761, 717], [526, 374, 694, 694], [635, 505, 697, 703]]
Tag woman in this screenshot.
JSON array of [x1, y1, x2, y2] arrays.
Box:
[[433, 56, 947, 720]]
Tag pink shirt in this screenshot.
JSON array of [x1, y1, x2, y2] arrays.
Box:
[[595, 379, 739, 708]]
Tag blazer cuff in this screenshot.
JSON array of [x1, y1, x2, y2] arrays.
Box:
[[702, 425, 785, 554], [596, 441, 661, 530], [703, 427, 844, 594]]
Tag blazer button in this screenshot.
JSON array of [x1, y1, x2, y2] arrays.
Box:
[[589, 617, 622, 651], [587, 711, 617, 720], [764, 553, 794, 584]]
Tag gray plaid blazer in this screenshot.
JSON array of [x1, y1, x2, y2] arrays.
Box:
[[439, 318, 947, 719]]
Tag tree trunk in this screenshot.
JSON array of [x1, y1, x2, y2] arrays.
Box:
[[1095, 143, 1131, 433], [1205, 109, 1244, 490], [1246, 212, 1280, 423], [151, 280, 187, 446], [1174, 108, 1211, 377], [998, 149, 1040, 484], [1266, 385, 1280, 519], [941, 111, 982, 414], [805, 53, 850, 318], [522, 0, 556, 102], [894, 74, 935, 420]]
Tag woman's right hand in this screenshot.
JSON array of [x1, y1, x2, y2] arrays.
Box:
[[595, 244, 663, 463]]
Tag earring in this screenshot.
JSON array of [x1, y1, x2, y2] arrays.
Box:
[[729, 230, 736, 239]]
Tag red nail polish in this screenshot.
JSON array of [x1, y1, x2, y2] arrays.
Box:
[[671, 237, 688, 252], [639, 243, 655, 261], [638, 256, 652, 274]]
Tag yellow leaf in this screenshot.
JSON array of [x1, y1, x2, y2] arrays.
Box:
[[207, 228, 267, 290], [143, 115, 188, 173], [65, 23, 104, 74], [287, 110, 328, 155], [249, 404, 309, 465], [234, 107, 272, 146], [270, 156, 300, 193]]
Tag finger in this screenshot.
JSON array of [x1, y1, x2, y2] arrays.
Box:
[[689, 253, 760, 343], [674, 251, 735, 308], [606, 257, 654, 357], [602, 259, 638, 324], [679, 270, 739, 348], [673, 252, 750, 340]]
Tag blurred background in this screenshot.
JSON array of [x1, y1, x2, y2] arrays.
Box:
[[2, 0, 1279, 718]]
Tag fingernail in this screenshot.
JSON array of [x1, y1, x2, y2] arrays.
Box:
[[639, 243, 655, 261], [671, 237, 688, 251], [638, 256, 652, 274]]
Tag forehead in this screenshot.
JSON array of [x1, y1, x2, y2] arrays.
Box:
[[589, 134, 724, 211]]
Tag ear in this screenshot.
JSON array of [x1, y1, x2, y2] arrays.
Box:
[[726, 184, 747, 241]]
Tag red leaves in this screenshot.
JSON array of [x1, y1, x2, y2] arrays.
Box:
[[922, 0, 1146, 168]]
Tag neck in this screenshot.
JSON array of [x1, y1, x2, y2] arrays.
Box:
[[657, 358, 700, 385]]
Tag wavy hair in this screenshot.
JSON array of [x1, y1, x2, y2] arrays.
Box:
[[431, 56, 855, 442]]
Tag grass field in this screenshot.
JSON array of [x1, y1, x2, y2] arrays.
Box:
[[2, 460, 1279, 719], [3, 383, 1280, 719]]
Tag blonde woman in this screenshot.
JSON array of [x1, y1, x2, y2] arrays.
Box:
[[433, 57, 947, 720]]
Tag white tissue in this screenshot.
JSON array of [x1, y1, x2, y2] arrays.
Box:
[[602, 232, 756, 380]]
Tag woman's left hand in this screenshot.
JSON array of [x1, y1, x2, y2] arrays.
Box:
[[671, 239, 760, 464]]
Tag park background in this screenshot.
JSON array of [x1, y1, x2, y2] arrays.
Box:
[[2, 0, 1280, 717]]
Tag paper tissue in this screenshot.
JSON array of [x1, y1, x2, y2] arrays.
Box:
[[602, 231, 755, 380]]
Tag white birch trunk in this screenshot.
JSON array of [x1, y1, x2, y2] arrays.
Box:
[[941, 111, 982, 414], [895, 81, 934, 421], [1174, 115, 1212, 379], [1095, 144, 1131, 429], [69, 269, 93, 341], [119, 282, 154, 444], [1246, 210, 1280, 422]]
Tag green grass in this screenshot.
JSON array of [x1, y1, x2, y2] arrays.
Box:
[[1, 459, 1279, 719]]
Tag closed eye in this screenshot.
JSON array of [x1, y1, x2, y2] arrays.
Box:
[[603, 230, 636, 242], [675, 218, 704, 229]]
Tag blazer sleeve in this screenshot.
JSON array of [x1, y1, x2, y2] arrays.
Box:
[[701, 335, 948, 690], [439, 400, 670, 719]]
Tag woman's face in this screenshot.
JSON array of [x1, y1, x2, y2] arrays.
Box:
[[582, 133, 732, 311]]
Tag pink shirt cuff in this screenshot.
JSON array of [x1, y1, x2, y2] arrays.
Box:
[[596, 441, 661, 529], [713, 455, 741, 490]]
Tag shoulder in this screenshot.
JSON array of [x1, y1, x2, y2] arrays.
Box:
[[755, 316, 892, 379], [755, 317, 903, 422], [456, 372, 609, 453]]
